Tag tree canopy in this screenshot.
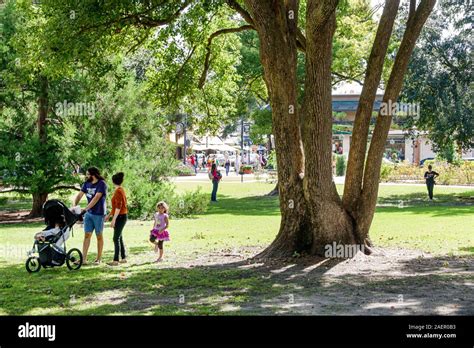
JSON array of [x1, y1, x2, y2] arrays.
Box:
[[401, 0, 473, 158], [1, 0, 439, 257]]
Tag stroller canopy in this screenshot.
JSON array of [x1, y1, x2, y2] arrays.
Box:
[[43, 200, 78, 228]]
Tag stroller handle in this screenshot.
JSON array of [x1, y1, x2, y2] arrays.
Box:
[[72, 210, 86, 223]]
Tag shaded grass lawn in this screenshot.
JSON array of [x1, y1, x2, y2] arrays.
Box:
[[0, 181, 472, 315]]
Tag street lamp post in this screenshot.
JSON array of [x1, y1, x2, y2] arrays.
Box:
[[183, 117, 187, 165]]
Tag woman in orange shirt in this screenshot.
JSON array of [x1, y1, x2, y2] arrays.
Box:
[[106, 172, 128, 266]]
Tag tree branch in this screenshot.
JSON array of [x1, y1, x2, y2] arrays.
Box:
[[52, 185, 81, 192], [0, 185, 81, 194], [407, 0, 417, 28], [358, 0, 437, 238], [77, 0, 192, 36], [0, 188, 30, 194], [306, 0, 339, 34], [342, 0, 401, 215], [126, 30, 152, 54], [296, 29, 307, 51], [227, 0, 306, 52], [198, 25, 254, 89], [166, 45, 198, 105], [226, 0, 255, 25], [332, 71, 364, 85]]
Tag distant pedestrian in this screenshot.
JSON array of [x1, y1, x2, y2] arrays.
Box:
[[209, 163, 222, 202], [224, 158, 230, 176], [190, 154, 197, 174], [424, 164, 439, 200]]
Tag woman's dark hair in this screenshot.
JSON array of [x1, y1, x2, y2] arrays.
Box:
[[428, 164, 432, 170], [112, 172, 124, 185], [211, 163, 217, 172], [87, 167, 105, 181]]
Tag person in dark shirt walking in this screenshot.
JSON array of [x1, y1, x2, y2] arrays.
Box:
[[424, 165, 439, 200]]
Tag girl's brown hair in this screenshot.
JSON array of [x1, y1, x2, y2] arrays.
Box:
[[156, 201, 169, 213]]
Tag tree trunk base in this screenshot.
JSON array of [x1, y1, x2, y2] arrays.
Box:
[[255, 218, 376, 260], [28, 193, 48, 218], [266, 183, 279, 196]]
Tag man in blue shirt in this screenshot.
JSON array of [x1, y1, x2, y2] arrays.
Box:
[[74, 167, 107, 265]]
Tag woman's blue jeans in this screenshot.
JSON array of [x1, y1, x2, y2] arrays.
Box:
[[211, 180, 219, 201]]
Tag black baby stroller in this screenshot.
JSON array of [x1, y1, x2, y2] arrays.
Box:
[[26, 200, 84, 273]]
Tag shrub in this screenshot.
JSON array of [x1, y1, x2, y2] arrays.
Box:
[[423, 159, 436, 167], [106, 137, 209, 219], [168, 187, 208, 218], [380, 160, 474, 185], [460, 161, 474, 184], [117, 172, 176, 219], [266, 150, 277, 170], [176, 163, 195, 176], [116, 174, 208, 220], [335, 155, 346, 176], [380, 163, 394, 182]]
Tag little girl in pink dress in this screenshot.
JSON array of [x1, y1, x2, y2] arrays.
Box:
[[149, 201, 170, 262]]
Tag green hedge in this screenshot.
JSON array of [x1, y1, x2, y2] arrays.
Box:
[[379, 161, 474, 185]]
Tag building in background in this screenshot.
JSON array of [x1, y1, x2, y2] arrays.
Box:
[[331, 82, 473, 164], [168, 82, 473, 165]]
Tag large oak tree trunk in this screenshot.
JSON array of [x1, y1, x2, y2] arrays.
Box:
[[29, 192, 48, 218], [241, 0, 435, 258], [301, 0, 356, 253], [246, 0, 310, 257], [246, 0, 356, 258], [28, 75, 49, 218]]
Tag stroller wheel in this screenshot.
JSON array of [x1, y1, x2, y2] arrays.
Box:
[[26, 257, 41, 273], [66, 248, 83, 271]]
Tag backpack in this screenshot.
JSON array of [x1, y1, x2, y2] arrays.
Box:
[[209, 170, 222, 181]]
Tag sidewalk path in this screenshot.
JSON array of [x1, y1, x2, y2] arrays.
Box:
[[171, 173, 473, 188]]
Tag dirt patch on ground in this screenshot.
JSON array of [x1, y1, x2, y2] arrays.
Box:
[[0, 210, 42, 224], [142, 246, 473, 315], [250, 247, 473, 315]]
